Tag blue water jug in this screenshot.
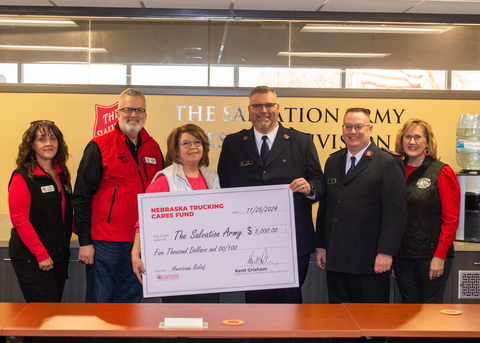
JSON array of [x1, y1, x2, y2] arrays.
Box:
[[456, 114, 480, 170]]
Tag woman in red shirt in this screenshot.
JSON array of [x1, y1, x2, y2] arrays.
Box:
[[8, 120, 73, 302], [131, 123, 220, 303], [393, 118, 460, 303]]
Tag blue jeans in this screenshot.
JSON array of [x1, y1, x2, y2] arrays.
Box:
[[86, 240, 142, 303]]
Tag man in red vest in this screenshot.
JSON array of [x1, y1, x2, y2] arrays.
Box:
[[73, 88, 164, 303]]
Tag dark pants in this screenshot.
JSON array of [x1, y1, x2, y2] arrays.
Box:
[[326, 270, 391, 304], [11, 258, 69, 303], [245, 254, 310, 304], [393, 257, 452, 303], [86, 240, 142, 303]]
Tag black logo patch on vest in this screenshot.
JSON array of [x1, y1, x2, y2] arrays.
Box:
[[118, 153, 130, 163]]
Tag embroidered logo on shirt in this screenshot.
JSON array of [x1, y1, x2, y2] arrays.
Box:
[[41, 185, 55, 193], [416, 178, 431, 189], [118, 153, 130, 163], [145, 157, 157, 164]]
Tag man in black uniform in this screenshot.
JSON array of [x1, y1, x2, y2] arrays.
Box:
[[315, 107, 407, 303], [218, 85, 325, 303]]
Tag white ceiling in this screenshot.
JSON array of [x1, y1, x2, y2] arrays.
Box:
[[2, 0, 480, 15], [1, 0, 479, 71]]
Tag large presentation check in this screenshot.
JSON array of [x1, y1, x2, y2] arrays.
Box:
[[138, 184, 298, 298]]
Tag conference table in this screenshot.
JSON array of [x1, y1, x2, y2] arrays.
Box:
[[1, 303, 360, 338], [343, 303, 480, 338], [0, 303, 27, 337], [1, 303, 479, 340]]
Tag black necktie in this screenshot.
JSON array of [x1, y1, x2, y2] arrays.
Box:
[[261, 135, 270, 165], [346, 156, 356, 177]]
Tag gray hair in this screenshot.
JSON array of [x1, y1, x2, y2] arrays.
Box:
[[119, 88, 146, 108]]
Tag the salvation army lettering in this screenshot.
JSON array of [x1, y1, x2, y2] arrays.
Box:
[[94, 102, 118, 137], [173, 105, 405, 124], [138, 185, 298, 298], [280, 108, 405, 124], [172, 104, 406, 151], [173, 105, 248, 122]]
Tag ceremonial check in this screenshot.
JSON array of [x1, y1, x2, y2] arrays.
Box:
[[138, 184, 298, 298]]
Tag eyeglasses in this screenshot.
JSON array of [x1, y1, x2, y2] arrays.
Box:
[[180, 139, 203, 149], [342, 124, 370, 132], [404, 135, 425, 142], [30, 120, 54, 126], [118, 107, 146, 114], [250, 103, 277, 110]]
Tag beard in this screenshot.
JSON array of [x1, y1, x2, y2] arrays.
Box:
[[120, 118, 144, 136], [253, 117, 275, 132]]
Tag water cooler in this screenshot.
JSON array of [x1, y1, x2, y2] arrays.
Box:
[[455, 115, 480, 303], [456, 172, 480, 242], [456, 114, 480, 242]]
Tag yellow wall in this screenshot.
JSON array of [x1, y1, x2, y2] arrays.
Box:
[[2, 92, 478, 215]]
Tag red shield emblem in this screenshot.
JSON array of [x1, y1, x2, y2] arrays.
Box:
[[94, 102, 119, 137]]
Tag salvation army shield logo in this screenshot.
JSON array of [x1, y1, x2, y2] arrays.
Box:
[[94, 102, 119, 137]]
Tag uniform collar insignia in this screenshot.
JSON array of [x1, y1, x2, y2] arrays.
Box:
[[382, 147, 401, 156]]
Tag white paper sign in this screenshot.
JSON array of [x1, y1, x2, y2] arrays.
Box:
[[138, 184, 298, 298], [162, 318, 204, 328]]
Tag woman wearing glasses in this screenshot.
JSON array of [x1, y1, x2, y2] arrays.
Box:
[[131, 123, 220, 303], [393, 118, 460, 303], [8, 120, 73, 302]]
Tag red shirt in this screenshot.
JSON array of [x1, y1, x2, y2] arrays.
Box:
[[134, 172, 208, 233]]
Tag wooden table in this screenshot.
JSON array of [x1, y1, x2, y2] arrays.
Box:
[[0, 303, 27, 335], [0, 303, 27, 342], [343, 303, 480, 338], [2, 303, 360, 338]]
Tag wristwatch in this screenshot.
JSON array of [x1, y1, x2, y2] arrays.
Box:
[[307, 184, 315, 197]]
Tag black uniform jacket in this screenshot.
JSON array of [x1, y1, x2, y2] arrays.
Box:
[[316, 140, 407, 275], [218, 122, 326, 256]]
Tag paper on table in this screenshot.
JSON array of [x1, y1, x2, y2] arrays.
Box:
[[160, 317, 206, 328]]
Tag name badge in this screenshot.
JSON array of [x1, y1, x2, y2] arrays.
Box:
[[327, 178, 337, 184], [240, 160, 253, 167], [41, 185, 55, 193], [145, 157, 157, 164]]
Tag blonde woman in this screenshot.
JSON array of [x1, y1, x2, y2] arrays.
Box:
[[393, 118, 460, 303]]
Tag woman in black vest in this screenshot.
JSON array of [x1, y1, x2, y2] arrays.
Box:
[[393, 118, 460, 303], [8, 120, 73, 302]]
